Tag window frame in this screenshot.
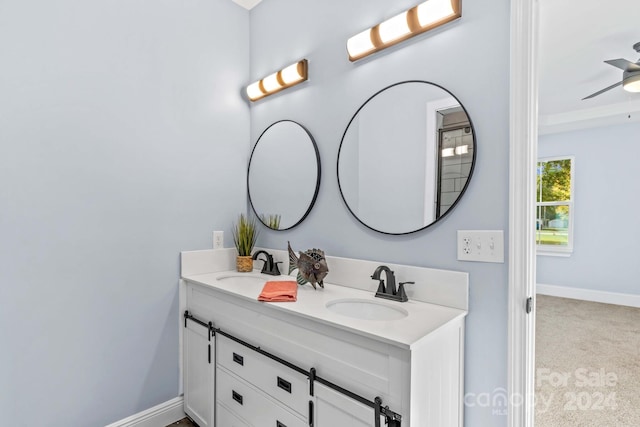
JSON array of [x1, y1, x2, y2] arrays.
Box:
[[536, 155, 575, 256]]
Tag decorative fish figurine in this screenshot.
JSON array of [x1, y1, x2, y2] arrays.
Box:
[[287, 241, 329, 290]]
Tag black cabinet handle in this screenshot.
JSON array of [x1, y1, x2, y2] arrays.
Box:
[[308, 400, 314, 427], [277, 376, 292, 393], [276, 422, 287, 427], [233, 352, 244, 366], [232, 390, 243, 405]]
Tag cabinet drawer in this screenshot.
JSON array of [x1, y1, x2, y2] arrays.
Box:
[[217, 334, 309, 417], [216, 402, 251, 427], [217, 367, 308, 427]]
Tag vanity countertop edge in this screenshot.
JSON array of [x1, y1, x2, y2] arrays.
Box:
[[182, 270, 467, 350]]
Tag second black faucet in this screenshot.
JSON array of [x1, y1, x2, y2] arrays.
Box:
[[371, 265, 413, 302]]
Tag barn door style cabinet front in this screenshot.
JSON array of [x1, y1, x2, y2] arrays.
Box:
[[180, 249, 468, 427]]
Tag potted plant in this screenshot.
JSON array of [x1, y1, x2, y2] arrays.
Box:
[[232, 213, 259, 272]]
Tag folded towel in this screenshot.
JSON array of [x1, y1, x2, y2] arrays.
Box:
[[258, 281, 298, 302]]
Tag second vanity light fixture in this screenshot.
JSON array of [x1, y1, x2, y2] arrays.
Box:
[[347, 0, 461, 62], [246, 59, 308, 102]]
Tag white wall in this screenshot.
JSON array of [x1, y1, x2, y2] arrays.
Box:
[[0, 0, 249, 425], [249, 0, 510, 425], [538, 122, 640, 295]]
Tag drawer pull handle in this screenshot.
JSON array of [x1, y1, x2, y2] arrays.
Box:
[[277, 376, 292, 393], [276, 422, 287, 427], [233, 352, 244, 366], [232, 390, 243, 405]]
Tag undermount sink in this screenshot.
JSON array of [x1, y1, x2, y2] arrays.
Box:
[[216, 275, 266, 286], [326, 298, 408, 321]]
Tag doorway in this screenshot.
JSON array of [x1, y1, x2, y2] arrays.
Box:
[[509, 0, 640, 425]]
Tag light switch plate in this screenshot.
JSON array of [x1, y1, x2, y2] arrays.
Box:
[[457, 230, 504, 263]]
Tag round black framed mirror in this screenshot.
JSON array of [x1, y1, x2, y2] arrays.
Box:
[[337, 81, 476, 235], [248, 120, 321, 231]]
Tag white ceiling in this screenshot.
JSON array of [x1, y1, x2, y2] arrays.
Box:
[[232, 0, 262, 10], [539, 0, 640, 131]]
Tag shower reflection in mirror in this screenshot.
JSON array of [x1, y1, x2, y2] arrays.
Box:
[[436, 107, 473, 218]]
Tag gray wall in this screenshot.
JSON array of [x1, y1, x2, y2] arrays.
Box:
[[358, 85, 426, 232], [249, 0, 510, 425], [538, 122, 640, 295], [0, 1, 249, 425]]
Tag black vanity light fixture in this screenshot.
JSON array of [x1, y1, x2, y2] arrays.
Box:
[[246, 59, 308, 102], [346, 0, 461, 62]]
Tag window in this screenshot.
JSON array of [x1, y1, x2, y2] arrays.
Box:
[[536, 156, 574, 254]]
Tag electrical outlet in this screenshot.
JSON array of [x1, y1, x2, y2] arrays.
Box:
[[213, 231, 224, 249], [457, 230, 504, 263]]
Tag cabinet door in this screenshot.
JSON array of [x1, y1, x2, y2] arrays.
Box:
[[184, 321, 214, 427], [216, 403, 251, 427], [313, 383, 384, 427]]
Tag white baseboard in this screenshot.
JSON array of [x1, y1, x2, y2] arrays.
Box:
[[537, 283, 640, 308], [105, 396, 185, 427]]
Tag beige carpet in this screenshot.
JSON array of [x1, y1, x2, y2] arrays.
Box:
[[535, 295, 640, 426]]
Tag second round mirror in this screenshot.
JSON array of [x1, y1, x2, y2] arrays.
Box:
[[337, 81, 476, 235]]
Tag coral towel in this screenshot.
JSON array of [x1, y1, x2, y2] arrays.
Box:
[[258, 281, 298, 302]]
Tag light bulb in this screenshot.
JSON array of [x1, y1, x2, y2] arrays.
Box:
[[347, 29, 375, 59], [417, 0, 455, 27], [262, 72, 281, 92], [623, 73, 640, 93], [281, 62, 304, 85], [442, 147, 455, 157], [246, 81, 264, 101], [378, 11, 411, 44], [455, 145, 468, 155]]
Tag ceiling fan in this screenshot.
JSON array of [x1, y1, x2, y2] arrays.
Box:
[[583, 42, 640, 100]]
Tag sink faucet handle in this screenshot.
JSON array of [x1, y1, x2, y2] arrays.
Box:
[[396, 282, 414, 302], [272, 261, 282, 276]]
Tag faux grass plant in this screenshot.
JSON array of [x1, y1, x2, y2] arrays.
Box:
[[232, 213, 259, 256], [260, 214, 281, 230]]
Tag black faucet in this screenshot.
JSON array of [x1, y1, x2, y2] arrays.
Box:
[[371, 265, 413, 303], [252, 250, 282, 276]]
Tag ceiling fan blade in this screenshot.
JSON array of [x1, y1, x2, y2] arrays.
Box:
[[582, 81, 622, 100], [605, 58, 640, 71]]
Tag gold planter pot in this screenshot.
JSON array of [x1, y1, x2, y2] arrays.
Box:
[[236, 255, 253, 272]]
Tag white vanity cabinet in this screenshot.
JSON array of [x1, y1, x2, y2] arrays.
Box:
[[182, 276, 465, 427], [313, 382, 384, 426], [180, 248, 468, 427], [215, 334, 308, 427], [183, 318, 214, 427]]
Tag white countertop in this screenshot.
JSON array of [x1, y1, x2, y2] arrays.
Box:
[[182, 270, 467, 349]]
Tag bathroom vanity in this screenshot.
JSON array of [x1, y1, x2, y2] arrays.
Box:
[[179, 248, 468, 427]]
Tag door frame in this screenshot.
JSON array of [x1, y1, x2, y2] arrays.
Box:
[[508, 0, 538, 426]]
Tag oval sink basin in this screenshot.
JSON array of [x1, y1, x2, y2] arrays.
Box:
[[216, 275, 266, 286], [326, 298, 408, 321]]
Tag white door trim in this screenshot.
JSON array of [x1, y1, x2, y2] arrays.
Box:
[[508, 0, 538, 426]]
